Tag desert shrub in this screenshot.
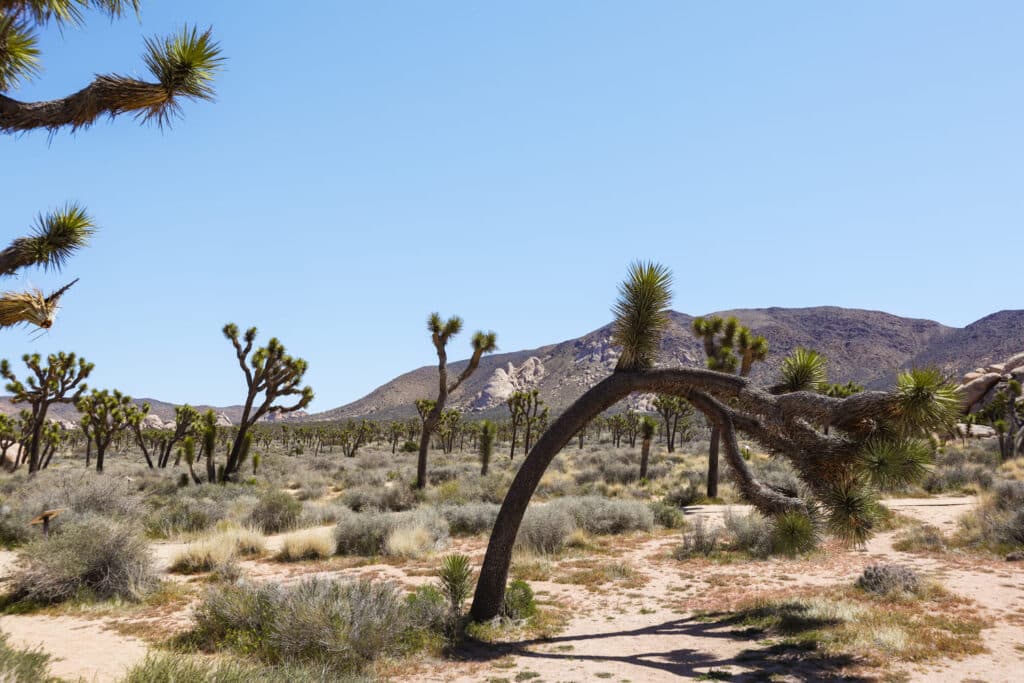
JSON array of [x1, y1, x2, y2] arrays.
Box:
[[10, 514, 157, 604], [406, 584, 448, 633], [723, 508, 772, 557], [193, 577, 412, 673], [334, 508, 448, 557], [277, 528, 335, 562], [400, 440, 418, 453], [923, 462, 994, 493], [746, 457, 803, 497], [121, 651, 370, 683], [146, 496, 226, 538], [957, 480, 1024, 550], [856, 564, 921, 596], [893, 523, 947, 552], [673, 517, 719, 559], [247, 490, 301, 534], [599, 461, 638, 485], [440, 503, 500, 535], [340, 484, 415, 512], [334, 510, 393, 556], [299, 500, 346, 526], [438, 553, 474, 616], [501, 579, 537, 620], [516, 505, 574, 555], [771, 511, 819, 556], [553, 496, 654, 535], [649, 501, 686, 529], [0, 631, 55, 682], [664, 479, 702, 508], [170, 539, 237, 574]]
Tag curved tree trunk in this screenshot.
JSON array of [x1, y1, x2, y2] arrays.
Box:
[[639, 437, 651, 479], [470, 368, 807, 621]]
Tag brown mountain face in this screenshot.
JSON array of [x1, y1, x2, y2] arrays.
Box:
[[309, 307, 1024, 421], [0, 397, 247, 426]]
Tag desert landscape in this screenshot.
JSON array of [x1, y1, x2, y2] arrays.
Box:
[[2, 2, 1022, 682]]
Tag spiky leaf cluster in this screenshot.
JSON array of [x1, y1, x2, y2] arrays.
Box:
[[776, 347, 827, 393], [612, 261, 673, 371]]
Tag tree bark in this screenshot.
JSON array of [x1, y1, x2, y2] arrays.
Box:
[[707, 426, 720, 498]]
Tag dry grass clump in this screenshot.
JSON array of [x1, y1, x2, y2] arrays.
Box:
[[892, 522, 947, 553], [0, 631, 56, 682], [9, 513, 157, 605], [385, 525, 437, 559], [276, 528, 335, 562], [340, 483, 415, 512], [122, 651, 366, 683], [170, 525, 265, 573]]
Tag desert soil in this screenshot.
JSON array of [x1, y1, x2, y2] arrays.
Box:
[[0, 496, 1021, 682]]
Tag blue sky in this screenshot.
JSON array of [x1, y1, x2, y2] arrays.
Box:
[[2, 2, 1021, 410]]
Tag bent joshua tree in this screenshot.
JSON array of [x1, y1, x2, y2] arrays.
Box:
[[469, 261, 958, 620]]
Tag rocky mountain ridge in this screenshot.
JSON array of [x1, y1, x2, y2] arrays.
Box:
[[310, 307, 1024, 421]]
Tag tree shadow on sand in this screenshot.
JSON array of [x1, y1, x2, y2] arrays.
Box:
[[459, 610, 876, 682]]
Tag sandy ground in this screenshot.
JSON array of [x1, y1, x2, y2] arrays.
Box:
[[0, 496, 1021, 682]]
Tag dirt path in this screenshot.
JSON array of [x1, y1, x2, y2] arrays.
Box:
[[416, 496, 1024, 682]]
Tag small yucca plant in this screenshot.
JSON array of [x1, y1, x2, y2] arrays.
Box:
[[438, 553, 474, 617]]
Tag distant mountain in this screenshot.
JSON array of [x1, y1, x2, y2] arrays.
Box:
[[0, 397, 246, 425], [308, 307, 1024, 421]]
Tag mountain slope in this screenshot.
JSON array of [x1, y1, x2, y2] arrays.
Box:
[[313, 306, 1017, 421]]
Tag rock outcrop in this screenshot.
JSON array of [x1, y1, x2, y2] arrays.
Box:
[[471, 357, 546, 410]]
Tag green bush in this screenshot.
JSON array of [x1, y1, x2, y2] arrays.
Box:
[[406, 585, 447, 633], [501, 579, 537, 620], [193, 577, 414, 674], [247, 490, 301, 534], [400, 440, 418, 453], [9, 514, 157, 604], [438, 553, 473, 616]]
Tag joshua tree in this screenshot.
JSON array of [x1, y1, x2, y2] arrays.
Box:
[[132, 403, 200, 469], [0, 206, 93, 330], [77, 389, 148, 472], [1, 2, 223, 329], [479, 420, 496, 476], [509, 389, 547, 455], [414, 313, 497, 489], [773, 348, 828, 394], [506, 391, 527, 460], [691, 315, 769, 497], [221, 324, 313, 481], [652, 394, 692, 452], [639, 415, 657, 480], [0, 413, 18, 461], [1, 352, 92, 472], [469, 261, 957, 620]]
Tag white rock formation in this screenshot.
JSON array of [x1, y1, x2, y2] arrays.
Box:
[[470, 357, 546, 410]]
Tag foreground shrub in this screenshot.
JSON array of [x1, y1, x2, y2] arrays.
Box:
[[123, 650, 373, 682], [10, 514, 157, 604], [192, 577, 415, 673], [856, 564, 921, 596], [145, 496, 226, 538], [516, 505, 574, 555], [170, 526, 264, 574], [405, 585, 448, 634], [552, 496, 654, 535], [247, 490, 302, 534], [277, 528, 335, 562], [957, 480, 1024, 551]]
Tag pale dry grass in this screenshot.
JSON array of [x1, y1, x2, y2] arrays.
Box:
[[276, 527, 335, 562]]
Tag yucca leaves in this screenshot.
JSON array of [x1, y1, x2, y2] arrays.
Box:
[[894, 368, 960, 433], [612, 261, 673, 371], [777, 347, 827, 393], [823, 479, 878, 546], [859, 436, 932, 490], [1, 204, 95, 276], [140, 25, 224, 127], [472, 330, 498, 354], [771, 511, 819, 556], [0, 15, 40, 90]]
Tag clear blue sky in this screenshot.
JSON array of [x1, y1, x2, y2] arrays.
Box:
[[2, 2, 1021, 410]]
